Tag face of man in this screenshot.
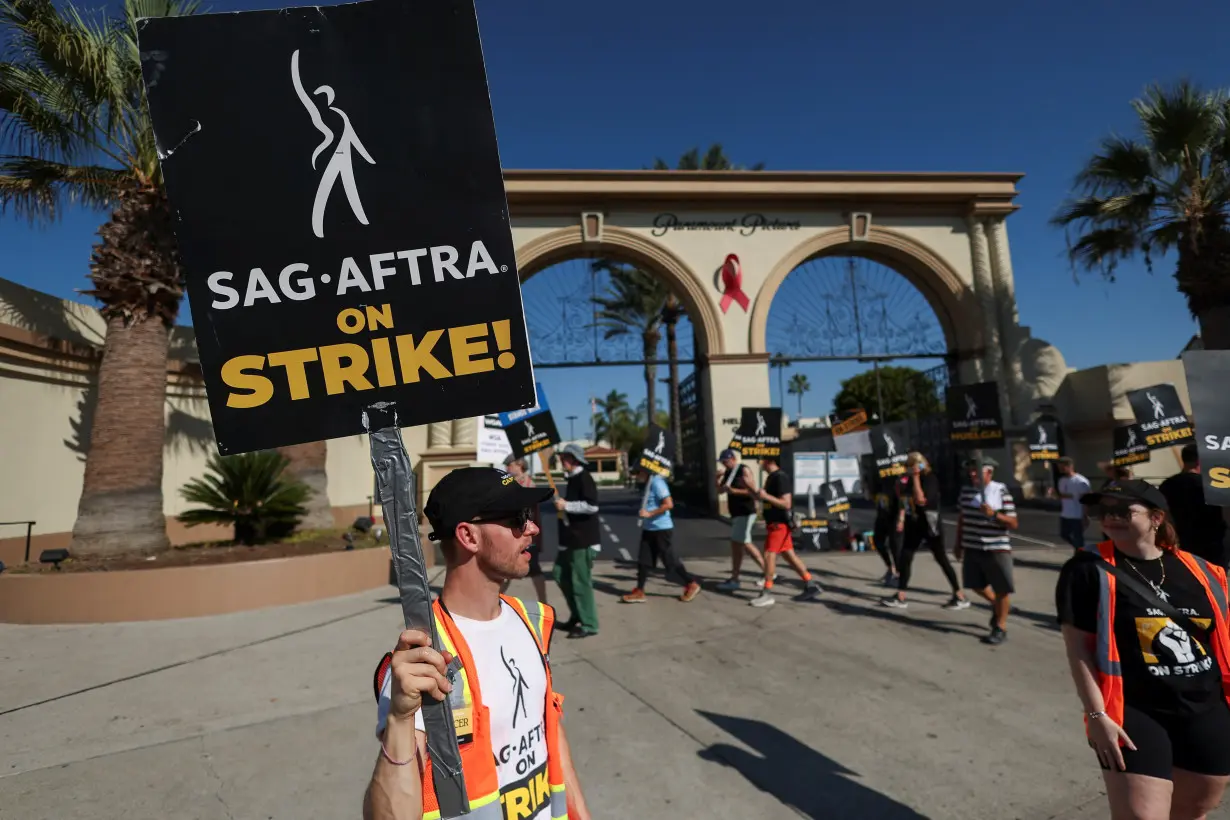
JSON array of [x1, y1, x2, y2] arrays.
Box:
[[966, 464, 978, 483], [720, 455, 737, 470], [505, 460, 525, 476], [981, 467, 994, 485], [466, 511, 540, 582], [761, 459, 778, 472], [559, 454, 576, 471]]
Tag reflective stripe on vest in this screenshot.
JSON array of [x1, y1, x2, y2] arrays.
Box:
[[416, 595, 567, 820], [1093, 561, 1122, 677]]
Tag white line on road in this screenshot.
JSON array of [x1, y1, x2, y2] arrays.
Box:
[[608, 533, 620, 544], [618, 548, 632, 562]]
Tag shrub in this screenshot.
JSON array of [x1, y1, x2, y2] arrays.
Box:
[[178, 451, 312, 545]]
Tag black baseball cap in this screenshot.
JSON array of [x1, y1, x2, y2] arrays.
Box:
[[425, 467, 555, 541], [1079, 479, 1169, 512]]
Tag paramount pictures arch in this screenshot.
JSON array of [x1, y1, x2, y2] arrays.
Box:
[[509, 169, 1067, 508]]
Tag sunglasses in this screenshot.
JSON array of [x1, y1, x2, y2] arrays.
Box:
[[1094, 503, 1148, 521], [470, 508, 532, 531]]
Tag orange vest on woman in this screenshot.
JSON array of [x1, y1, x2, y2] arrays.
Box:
[[375, 595, 569, 820], [1086, 541, 1230, 744]]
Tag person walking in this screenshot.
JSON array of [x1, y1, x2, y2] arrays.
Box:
[[1161, 443, 1228, 567], [715, 448, 770, 592], [955, 457, 1019, 645], [748, 456, 823, 607], [552, 444, 600, 639], [502, 454, 548, 604], [872, 474, 902, 586], [1055, 480, 1230, 819], [365, 466, 592, 820], [621, 466, 703, 603], [1057, 457, 1092, 552], [881, 452, 969, 611]]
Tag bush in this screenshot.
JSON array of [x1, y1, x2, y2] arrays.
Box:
[[178, 451, 312, 545]]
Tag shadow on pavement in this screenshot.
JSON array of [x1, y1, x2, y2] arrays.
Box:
[[1014, 556, 1065, 573], [695, 710, 926, 819]]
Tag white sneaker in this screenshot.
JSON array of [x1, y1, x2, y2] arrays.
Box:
[[755, 574, 781, 589], [749, 593, 776, 607]]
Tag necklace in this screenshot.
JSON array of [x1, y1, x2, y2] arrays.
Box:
[[1122, 553, 1168, 603]]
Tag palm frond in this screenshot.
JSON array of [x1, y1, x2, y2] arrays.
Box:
[[0, 154, 128, 219]]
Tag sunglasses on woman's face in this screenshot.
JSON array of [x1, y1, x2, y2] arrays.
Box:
[[1095, 503, 1147, 521], [470, 509, 532, 531]]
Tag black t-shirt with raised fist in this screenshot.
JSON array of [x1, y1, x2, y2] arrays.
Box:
[[1055, 547, 1224, 717]]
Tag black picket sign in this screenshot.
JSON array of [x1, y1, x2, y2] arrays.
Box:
[[1028, 419, 1061, 462], [1126, 383, 1194, 450], [947, 381, 1004, 449], [820, 480, 850, 515], [1112, 424, 1150, 468], [507, 411, 562, 460], [637, 424, 676, 479], [1182, 351, 1230, 506], [737, 407, 782, 458], [869, 421, 911, 479], [138, 0, 534, 454], [796, 518, 830, 551]]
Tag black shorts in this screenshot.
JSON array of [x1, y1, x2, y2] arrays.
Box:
[[527, 543, 543, 577], [962, 549, 1014, 595], [1101, 701, 1230, 780]]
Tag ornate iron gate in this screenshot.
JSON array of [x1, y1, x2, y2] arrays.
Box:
[[674, 368, 709, 504]]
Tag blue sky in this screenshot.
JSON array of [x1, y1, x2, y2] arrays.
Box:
[[3, 0, 1226, 440]]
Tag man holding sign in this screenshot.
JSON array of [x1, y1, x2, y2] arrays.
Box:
[[368, 467, 592, 820], [621, 465, 703, 603], [552, 444, 601, 639]]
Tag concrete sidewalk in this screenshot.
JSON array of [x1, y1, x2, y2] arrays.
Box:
[[2, 547, 1226, 819]]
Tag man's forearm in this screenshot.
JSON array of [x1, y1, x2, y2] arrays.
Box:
[[558, 724, 591, 820], [363, 719, 423, 820]]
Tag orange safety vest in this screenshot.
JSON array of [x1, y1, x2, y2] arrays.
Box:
[[375, 595, 569, 820], [1086, 540, 1230, 744]]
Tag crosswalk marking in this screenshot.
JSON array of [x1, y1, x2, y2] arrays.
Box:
[[618, 548, 632, 562]]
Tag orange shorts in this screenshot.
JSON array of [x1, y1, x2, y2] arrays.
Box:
[[765, 522, 794, 553]]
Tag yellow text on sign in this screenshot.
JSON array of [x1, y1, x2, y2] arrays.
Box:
[[1209, 467, 1230, 490], [221, 317, 517, 409]]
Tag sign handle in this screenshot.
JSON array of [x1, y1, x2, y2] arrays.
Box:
[[364, 405, 469, 817], [540, 450, 565, 521], [637, 480, 652, 529]]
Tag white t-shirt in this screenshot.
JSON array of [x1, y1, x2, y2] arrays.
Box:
[[1058, 473, 1091, 520], [377, 602, 550, 820]]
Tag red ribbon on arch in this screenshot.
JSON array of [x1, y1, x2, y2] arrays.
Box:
[[719, 253, 750, 314]]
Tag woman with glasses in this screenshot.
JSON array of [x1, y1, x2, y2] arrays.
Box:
[[502, 454, 548, 604], [1056, 480, 1230, 820]]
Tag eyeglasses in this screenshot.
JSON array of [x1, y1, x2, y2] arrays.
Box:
[[470, 509, 532, 531], [1095, 504, 1148, 521]]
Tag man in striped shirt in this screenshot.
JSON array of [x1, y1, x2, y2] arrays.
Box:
[[954, 456, 1019, 645]]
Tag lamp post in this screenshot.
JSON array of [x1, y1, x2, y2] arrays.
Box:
[[566, 414, 578, 441]]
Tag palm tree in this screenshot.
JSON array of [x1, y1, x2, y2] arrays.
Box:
[[1052, 80, 1230, 348], [652, 143, 766, 171], [787, 373, 811, 419], [592, 389, 641, 452], [592, 389, 630, 447], [277, 441, 333, 530], [591, 261, 666, 419], [0, 0, 200, 556]]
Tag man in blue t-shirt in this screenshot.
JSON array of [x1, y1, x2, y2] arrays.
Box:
[[621, 467, 703, 603]]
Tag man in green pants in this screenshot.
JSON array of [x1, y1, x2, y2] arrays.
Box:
[[552, 443, 600, 639]]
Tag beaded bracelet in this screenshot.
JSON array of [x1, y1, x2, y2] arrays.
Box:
[[381, 739, 413, 766]]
